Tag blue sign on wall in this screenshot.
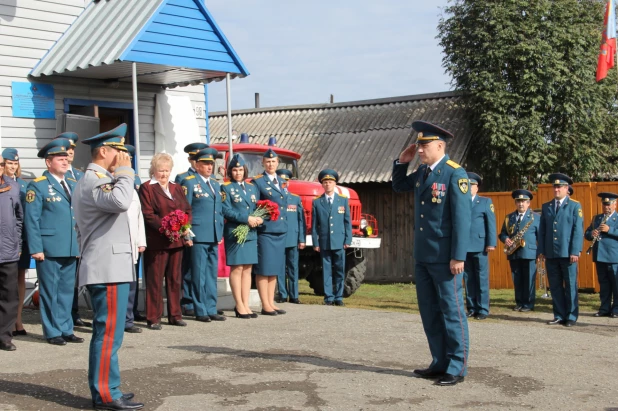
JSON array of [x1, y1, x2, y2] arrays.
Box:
[[12, 82, 55, 119]]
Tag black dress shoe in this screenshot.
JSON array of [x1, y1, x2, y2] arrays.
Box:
[[170, 319, 187, 326], [217, 309, 224, 315], [92, 393, 135, 407], [274, 296, 286, 303], [124, 326, 142, 333], [513, 306, 522, 311], [413, 368, 445, 379], [475, 314, 487, 320], [94, 396, 144, 410], [0, 341, 16, 351], [12, 329, 27, 336], [184, 309, 195, 317], [74, 318, 92, 327], [196, 316, 211, 322], [147, 323, 162, 330], [62, 334, 84, 343], [334, 301, 345, 307], [289, 298, 302, 304], [611, 313, 618, 318], [133, 313, 147, 322], [594, 312, 610, 317], [519, 307, 532, 312], [466, 311, 475, 318], [436, 374, 465, 386], [564, 320, 576, 327], [47, 336, 67, 346], [260, 309, 278, 316], [274, 309, 286, 315], [209, 314, 226, 321], [324, 301, 334, 306], [547, 318, 564, 325]]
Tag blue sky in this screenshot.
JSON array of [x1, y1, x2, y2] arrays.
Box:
[[205, 0, 451, 112]]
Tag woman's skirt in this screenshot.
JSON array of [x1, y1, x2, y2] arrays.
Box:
[[255, 233, 285, 277], [225, 237, 258, 266]]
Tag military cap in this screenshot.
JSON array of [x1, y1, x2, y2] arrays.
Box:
[[2, 148, 19, 161], [467, 172, 482, 185], [125, 144, 136, 157], [548, 173, 573, 186], [54, 132, 78, 147], [81, 123, 128, 152], [263, 148, 278, 159], [512, 189, 533, 201], [318, 169, 339, 183], [228, 153, 246, 170], [412, 120, 454, 144], [37, 138, 71, 158], [276, 169, 293, 181], [184, 142, 209, 155], [598, 192, 618, 204], [192, 148, 218, 162], [568, 185, 574, 196]]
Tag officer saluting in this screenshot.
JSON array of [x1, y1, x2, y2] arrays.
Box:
[[25, 138, 83, 346], [585, 192, 618, 318], [72, 124, 144, 410], [500, 190, 540, 312], [392, 121, 471, 386], [538, 173, 583, 327]]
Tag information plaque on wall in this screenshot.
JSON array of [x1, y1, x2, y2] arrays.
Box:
[[12, 82, 55, 119]]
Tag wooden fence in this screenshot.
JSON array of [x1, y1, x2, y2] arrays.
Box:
[[482, 182, 618, 291]]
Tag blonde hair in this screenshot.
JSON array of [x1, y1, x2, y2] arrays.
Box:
[[149, 153, 174, 177]]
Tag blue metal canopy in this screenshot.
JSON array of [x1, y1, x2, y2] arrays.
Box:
[[30, 0, 249, 88]]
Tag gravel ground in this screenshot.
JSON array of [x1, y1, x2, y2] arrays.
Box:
[[0, 304, 617, 410]]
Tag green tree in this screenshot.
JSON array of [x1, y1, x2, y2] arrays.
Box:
[[438, 0, 618, 190]]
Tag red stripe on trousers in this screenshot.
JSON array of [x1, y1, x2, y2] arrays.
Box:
[[98, 285, 115, 403]]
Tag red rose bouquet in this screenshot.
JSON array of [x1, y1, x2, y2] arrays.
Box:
[[232, 199, 280, 244], [159, 209, 193, 242]]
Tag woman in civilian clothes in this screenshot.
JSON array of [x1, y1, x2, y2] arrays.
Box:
[[2, 148, 28, 336], [221, 154, 263, 319], [139, 153, 192, 330]]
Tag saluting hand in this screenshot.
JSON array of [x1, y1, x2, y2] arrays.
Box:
[[398, 144, 417, 163], [116, 151, 132, 168]]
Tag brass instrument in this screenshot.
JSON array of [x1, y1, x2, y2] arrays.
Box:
[[586, 213, 610, 255], [504, 215, 534, 255], [537, 256, 550, 299]]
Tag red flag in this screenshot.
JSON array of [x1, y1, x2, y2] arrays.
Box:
[[597, 0, 616, 82]]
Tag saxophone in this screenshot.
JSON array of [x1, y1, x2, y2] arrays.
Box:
[[504, 215, 534, 255], [586, 213, 610, 255]]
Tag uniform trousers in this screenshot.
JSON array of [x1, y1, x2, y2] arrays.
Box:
[[464, 251, 490, 315], [190, 242, 219, 317], [415, 262, 469, 377], [546, 258, 579, 322], [510, 259, 536, 309], [595, 262, 618, 315], [125, 259, 141, 329], [0, 261, 18, 343], [71, 284, 83, 322], [180, 247, 194, 312], [37, 257, 76, 338], [143, 248, 183, 324], [277, 246, 299, 300], [87, 283, 129, 405], [321, 248, 345, 303]]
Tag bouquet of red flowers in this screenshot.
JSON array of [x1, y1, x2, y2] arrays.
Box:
[[232, 199, 280, 244], [159, 209, 193, 242]]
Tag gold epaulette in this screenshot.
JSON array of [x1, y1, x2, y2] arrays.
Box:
[[184, 175, 196, 180], [290, 193, 299, 197], [223, 181, 232, 186], [246, 181, 254, 186], [446, 160, 460, 169], [66, 178, 77, 183], [314, 195, 321, 200], [337, 193, 348, 198], [95, 172, 107, 179], [569, 198, 580, 203], [253, 175, 263, 179], [33, 176, 47, 182]]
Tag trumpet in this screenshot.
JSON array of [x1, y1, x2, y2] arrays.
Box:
[[586, 213, 610, 255], [537, 256, 550, 299]]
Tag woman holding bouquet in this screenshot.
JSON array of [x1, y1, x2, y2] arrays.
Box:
[[251, 149, 289, 315], [139, 153, 192, 330], [221, 155, 263, 318]]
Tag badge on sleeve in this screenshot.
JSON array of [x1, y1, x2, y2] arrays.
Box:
[[578, 208, 583, 218], [458, 179, 469, 194], [490, 204, 495, 213], [100, 183, 113, 193], [183, 186, 188, 196], [26, 190, 36, 203], [221, 191, 227, 202]]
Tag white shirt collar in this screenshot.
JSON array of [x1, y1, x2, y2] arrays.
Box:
[[325, 193, 334, 201], [49, 172, 66, 185], [148, 177, 174, 186], [428, 155, 446, 171]]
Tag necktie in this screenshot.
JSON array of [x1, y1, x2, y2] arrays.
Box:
[[206, 178, 214, 194], [273, 178, 279, 188], [556, 201, 561, 213], [423, 166, 432, 181], [240, 182, 246, 194], [516, 214, 522, 230], [328, 196, 333, 209], [60, 180, 71, 200]]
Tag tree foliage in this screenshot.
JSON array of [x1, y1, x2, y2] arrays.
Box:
[[438, 0, 618, 190]]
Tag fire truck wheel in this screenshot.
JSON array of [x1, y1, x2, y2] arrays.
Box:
[[343, 257, 366, 297]]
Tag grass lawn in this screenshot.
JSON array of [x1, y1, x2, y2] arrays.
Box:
[[298, 280, 601, 316]]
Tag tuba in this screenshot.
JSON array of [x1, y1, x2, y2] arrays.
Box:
[[504, 215, 534, 255]]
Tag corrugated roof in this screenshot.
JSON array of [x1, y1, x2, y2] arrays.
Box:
[[209, 92, 474, 184], [30, 0, 248, 88]]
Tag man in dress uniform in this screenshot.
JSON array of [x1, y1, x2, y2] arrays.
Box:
[[275, 169, 306, 304], [175, 142, 208, 316], [312, 169, 352, 306], [538, 173, 583, 327], [181, 148, 225, 322], [73, 124, 144, 410], [499, 189, 540, 312], [53, 132, 91, 328], [463, 172, 496, 320], [25, 138, 83, 346], [585, 192, 618, 318], [392, 120, 471, 386]]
